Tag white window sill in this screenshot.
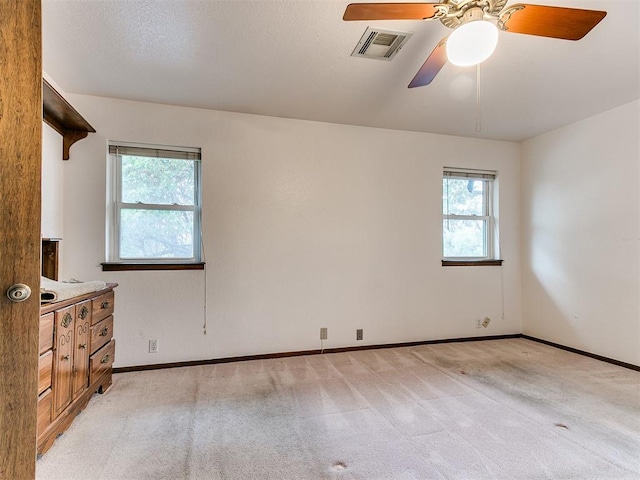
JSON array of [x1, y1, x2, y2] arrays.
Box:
[[442, 259, 503, 267], [101, 262, 205, 271]]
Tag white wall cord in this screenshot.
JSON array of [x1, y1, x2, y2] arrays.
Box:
[[201, 231, 208, 335], [493, 209, 505, 321], [476, 63, 482, 133]]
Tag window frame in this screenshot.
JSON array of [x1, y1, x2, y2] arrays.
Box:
[[105, 142, 203, 267], [442, 168, 499, 264]]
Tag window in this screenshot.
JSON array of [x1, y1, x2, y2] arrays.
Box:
[[442, 168, 498, 263], [106, 143, 202, 267]]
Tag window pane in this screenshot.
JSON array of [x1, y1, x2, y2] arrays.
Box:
[[443, 219, 486, 257], [121, 156, 195, 205], [442, 178, 484, 216], [120, 209, 194, 259]]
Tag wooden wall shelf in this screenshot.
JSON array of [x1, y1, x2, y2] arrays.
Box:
[[42, 79, 95, 160]]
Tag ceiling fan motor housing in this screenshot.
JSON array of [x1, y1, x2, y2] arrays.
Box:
[[440, 0, 508, 29], [461, 7, 485, 24]]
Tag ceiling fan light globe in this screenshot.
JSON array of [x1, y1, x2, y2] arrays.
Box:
[[447, 21, 499, 67]]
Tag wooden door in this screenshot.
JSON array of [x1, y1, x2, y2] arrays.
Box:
[[53, 306, 75, 418], [73, 301, 91, 397], [0, 2, 42, 480]]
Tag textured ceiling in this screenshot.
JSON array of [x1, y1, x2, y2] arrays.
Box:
[[42, 0, 639, 142]]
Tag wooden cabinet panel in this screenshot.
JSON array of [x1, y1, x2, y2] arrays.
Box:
[[38, 350, 53, 396], [37, 389, 52, 438], [52, 305, 75, 418], [91, 291, 114, 325], [90, 315, 113, 354], [39, 313, 54, 355], [90, 339, 115, 386], [42, 239, 60, 281], [73, 300, 91, 398]]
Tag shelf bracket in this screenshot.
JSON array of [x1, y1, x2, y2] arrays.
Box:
[[42, 79, 95, 160], [62, 130, 89, 160]]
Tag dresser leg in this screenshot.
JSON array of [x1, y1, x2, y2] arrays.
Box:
[[97, 372, 113, 394]]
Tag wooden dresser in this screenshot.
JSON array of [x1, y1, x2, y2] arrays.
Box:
[[37, 283, 117, 455]]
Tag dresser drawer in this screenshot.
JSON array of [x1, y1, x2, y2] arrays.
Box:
[[37, 388, 52, 436], [90, 339, 115, 385], [38, 350, 53, 395], [91, 291, 114, 325], [90, 315, 113, 354], [39, 313, 54, 355]]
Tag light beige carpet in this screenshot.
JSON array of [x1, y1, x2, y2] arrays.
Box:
[[36, 339, 640, 480]]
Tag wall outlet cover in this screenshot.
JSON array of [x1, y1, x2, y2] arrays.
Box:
[[482, 317, 491, 328], [320, 328, 328, 340]]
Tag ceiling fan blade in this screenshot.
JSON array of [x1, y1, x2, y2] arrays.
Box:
[[343, 3, 442, 21], [499, 4, 606, 41], [408, 36, 448, 88]]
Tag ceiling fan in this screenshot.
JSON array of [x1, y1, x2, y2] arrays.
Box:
[[343, 0, 607, 87]]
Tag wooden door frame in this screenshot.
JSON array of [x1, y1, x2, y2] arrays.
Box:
[[0, 1, 42, 479]]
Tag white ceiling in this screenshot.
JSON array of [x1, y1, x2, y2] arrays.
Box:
[[42, 0, 639, 142]]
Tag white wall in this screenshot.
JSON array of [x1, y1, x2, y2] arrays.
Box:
[[59, 94, 521, 368], [521, 100, 640, 366], [42, 73, 68, 267], [42, 122, 64, 239]]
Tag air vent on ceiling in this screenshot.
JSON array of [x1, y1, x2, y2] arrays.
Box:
[[351, 27, 412, 61]]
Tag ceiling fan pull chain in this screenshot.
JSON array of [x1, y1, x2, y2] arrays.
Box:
[[476, 63, 482, 133]]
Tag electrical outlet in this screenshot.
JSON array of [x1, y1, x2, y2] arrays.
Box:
[[320, 328, 328, 340], [356, 329, 363, 341], [149, 339, 158, 353], [476, 319, 482, 328], [482, 317, 491, 328]]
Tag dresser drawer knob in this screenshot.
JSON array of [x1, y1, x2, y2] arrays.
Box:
[[78, 306, 89, 320], [100, 354, 110, 364], [101, 301, 110, 309], [78, 343, 87, 349], [99, 327, 109, 337], [62, 355, 70, 361]]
